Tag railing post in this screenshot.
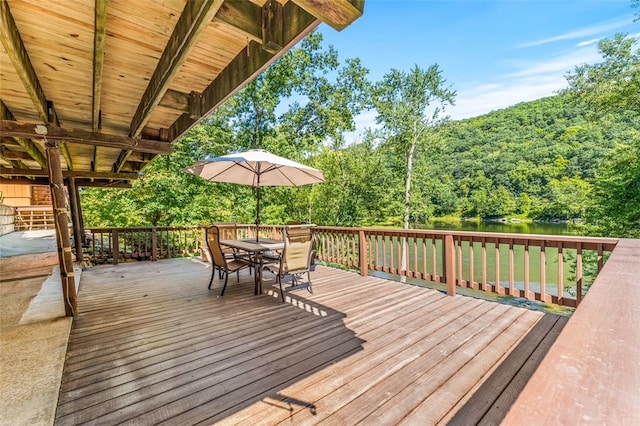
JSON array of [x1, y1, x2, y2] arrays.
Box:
[[152, 227, 158, 261], [444, 234, 456, 296], [112, 229, 119, 265], [359, 229, 368, 277]]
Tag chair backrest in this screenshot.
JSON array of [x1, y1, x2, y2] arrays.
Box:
[[206, 225, 227, 268], [281, 225, 314, 274]]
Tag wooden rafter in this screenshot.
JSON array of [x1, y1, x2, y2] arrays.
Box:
[[0, 121, 173, 154], [92, 0, 108, 131], [215, 0, 262, 43], [167, 1, 319, 141], [0, 1, 48, 121], [129, 0, 223, 137]]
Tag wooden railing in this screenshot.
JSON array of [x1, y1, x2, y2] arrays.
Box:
[[87, 226, 204, 264], [85, 224, 618, 308], [311, 227, 617, 308], [14, 206, 55, 231]]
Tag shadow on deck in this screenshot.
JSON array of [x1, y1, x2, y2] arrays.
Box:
[[55, 258, 566, 425]]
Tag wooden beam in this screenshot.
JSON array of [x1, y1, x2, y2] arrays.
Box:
[[292, 0, 363, 31], [214, 0, 262, 43], [13, 137, 47, 168], [67, 177, 84, 262], [92, 0, 109, 131], [113, 149, 133, 173], [0, 121, 173, 154], [167, 1, 320, 141], [0, 101, 49, 168], [1, 176, 45, 185], [0, 1, 48, 121], [129, 0, 223, 137], [0, 166, 140, 181], [1, 176, 131, 188], [0, 146, 31, 161], [262, 0, 284, 54]]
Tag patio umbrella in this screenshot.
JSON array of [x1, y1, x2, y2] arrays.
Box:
[[185, 149, 324, 238]]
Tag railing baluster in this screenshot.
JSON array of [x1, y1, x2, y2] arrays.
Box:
[[524, 241, 530, 299], [495, 241, 501, 293], [576, 243, 583, 305], [540, 240, 547, 302], [469, 240, 475, 289], [509, 240, 515, 295], [558, 242, 564, 304], [481, 238, 487, 292]]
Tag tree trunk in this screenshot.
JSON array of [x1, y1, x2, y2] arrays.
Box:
[[401, 136, 418, 283]]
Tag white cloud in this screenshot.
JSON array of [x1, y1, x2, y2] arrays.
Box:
[[447, 42, 607, 120], [576, 38, 601, 47], [519, 15, 633, 48]]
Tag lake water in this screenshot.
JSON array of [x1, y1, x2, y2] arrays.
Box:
[[424, 220, 583, 236]]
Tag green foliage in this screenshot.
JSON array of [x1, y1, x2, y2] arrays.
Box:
[[564, 33, 640, 237]]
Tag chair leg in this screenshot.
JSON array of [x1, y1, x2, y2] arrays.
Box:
[[221, 271, 230, 296], [278, 275, 285, 302], [208, 265, 216, 289], [307, 271, 313, 294]]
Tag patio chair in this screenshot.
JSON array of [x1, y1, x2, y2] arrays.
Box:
[[212, 222, 251, 277], [206, 225, 252, 295], [263, 224, 315, 302]]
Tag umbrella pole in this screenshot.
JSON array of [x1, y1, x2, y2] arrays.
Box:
[[256, 184, 261, 242]]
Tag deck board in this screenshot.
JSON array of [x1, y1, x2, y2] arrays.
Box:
[[55, 258, 566, 425]]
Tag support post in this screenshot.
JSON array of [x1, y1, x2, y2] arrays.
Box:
[[358, 229, 368, 277], [444, 234, 456, 297], [67, 177, 84, 262], [46, 141, 77, 316], [112, 229, 119, 265], [75, 180, 86, 246], [151, 227, 158, 261]]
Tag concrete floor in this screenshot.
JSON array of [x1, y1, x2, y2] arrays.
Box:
[[0, 231, 75, 426]]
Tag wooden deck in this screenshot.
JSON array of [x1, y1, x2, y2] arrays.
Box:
[[54, 258, 567, 425]]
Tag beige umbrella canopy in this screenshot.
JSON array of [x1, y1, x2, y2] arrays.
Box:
[[185, 149, 325, 232]]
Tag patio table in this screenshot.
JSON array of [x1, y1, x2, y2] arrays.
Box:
[[220, 238, 283, 294]]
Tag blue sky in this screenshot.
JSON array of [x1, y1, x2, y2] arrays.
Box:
[[318, 0, 638, 133]]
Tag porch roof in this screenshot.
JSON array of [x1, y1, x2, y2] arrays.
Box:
[[0, 0, 364, 187]]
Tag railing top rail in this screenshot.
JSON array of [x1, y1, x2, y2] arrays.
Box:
[[313, 225, 619, 245], [87, 225, 204, 232]]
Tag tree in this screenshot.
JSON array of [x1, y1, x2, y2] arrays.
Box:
[[564, 32, 640, 236], [372, 65, 455, 279], [372, 65, 456, 230], [226, 32, 370, 156], [564, 34, 640, 116]]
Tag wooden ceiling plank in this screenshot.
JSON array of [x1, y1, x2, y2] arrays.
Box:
[[0, 121, 172, 154], [292, 0, 363, 31], [92, 0, 109, 131], [129, 0, 224, 138], [167, 1, 319, 141], [0, 1, 48, 122]]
